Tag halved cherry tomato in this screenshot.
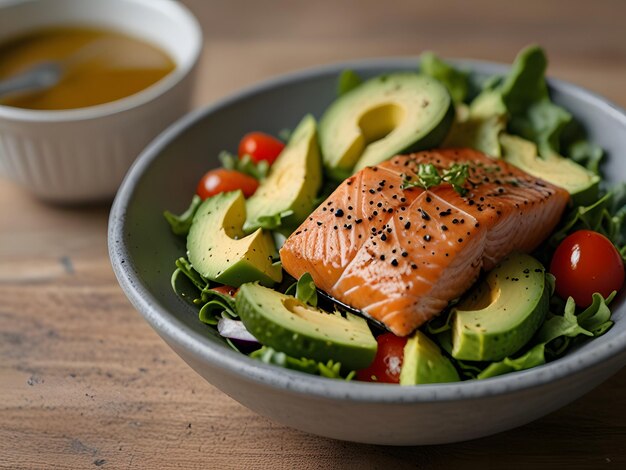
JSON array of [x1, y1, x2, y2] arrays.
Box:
[[211, 285, 238, 297], [238, 132, 285, 165], [196, 168, 259, 200], [550, 230, 624, 307], [356, 333, 407, 383]]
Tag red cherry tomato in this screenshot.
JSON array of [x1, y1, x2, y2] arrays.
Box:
[[196, 169, 259, 200], [550, 230, 624, 307], [238, 132, 285, 165], [356, 333, 407, 383], [211, 285, 238, 297]]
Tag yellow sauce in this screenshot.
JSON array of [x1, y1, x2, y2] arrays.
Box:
[[0, 26, 176, 110]]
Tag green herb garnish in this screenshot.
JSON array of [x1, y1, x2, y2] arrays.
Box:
[[402, 162, 469, 196]]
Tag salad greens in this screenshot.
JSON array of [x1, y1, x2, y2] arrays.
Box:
[[219, 151, 270, 180], [164, 195, 201, 236], [163, 45, 622, 384], [251, 347, 355, 380], [284, 272, 318, 308], [548, 185, 626, 259], [420, 51, 470, 103], [337, 69, 363, 97]]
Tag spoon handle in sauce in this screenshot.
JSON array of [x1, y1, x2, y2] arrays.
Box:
[[0, 62, 63, 99]]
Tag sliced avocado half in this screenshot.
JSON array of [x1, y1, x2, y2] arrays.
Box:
[[399, 331, 460, 385], [187, 191, 282, 287], [500, 134, 599, 205], [450, 252, 549, 362], [236, 283, 377, 370], [319, 72, 454, 179], [244, 115, 322, 233]]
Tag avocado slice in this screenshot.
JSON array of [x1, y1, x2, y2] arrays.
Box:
[[319, 73, 454, 179], [236, 283, 377, 370], [244, 115, 322, 233], [500, 133, 600, 205], [187, 191, 282, 287], [442, 90, 507, 157], [399, 331, 460, 385], [450, 252, 549, 362]]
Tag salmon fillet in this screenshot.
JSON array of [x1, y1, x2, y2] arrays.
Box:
[[280, 149, 569, 336]]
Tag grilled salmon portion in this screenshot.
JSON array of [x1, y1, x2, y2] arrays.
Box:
[[280, 149, 569, 336]]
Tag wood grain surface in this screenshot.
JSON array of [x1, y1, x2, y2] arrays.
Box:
[[1, 1, 625, 468]]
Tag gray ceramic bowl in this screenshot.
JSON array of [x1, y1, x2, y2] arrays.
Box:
[[108, 58, 626, 445]]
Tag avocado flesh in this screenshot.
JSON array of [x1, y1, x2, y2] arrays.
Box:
[[187, 191, 282, 287], [499, 134, 599, 205], [399, 331, 460, 385], [236, 283, 377, 370], [451, 252, 549, 361], [244, 114, 322, 233], [319, 73, 454, 179]]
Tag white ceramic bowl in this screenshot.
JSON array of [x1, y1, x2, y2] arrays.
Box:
[[0, 0, 202, 203]]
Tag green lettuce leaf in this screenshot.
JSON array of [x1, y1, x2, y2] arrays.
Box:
[[499, 46, 573, 158], [198, 290, 238, 325], [295, 272, 318, 308], [250, 346, 354, 380], [219, 151, 269, 180], [536, 297, 593, 344], [420, 51, 469, 103], [170, 257, 239, 325], [278, 128, 292, 143], [163, 195, 202, 236], [577, 291, 616, 335], [477, 343, 546, 379], [337, 69, 363, 96], [568, 140, 604, 175], [547, 186, 626, 259], [454, 359, 484, 380], [499, 45, 550, 113], [256, 210, 295, 231], [173, 257, 209, 292]]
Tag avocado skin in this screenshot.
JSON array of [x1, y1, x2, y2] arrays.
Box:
[[187, 191, 282, 288], [450, 253, 549, 362], [397, 102, 456, 157], [399, 331, 460, 385], [236, 283, 377, 371]]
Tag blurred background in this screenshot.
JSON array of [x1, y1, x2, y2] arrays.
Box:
[[184, 0, 625, 107]]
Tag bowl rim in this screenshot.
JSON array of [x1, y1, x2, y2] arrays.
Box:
[[0, 0, 202, 122], [109, 56, 626, 403]]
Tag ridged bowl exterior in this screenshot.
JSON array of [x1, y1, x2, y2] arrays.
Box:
[[0, 0, 202, 203], [0, 73, 195, 202]]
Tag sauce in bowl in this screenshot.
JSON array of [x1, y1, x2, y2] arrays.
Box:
[[0, 26, 176, 110]]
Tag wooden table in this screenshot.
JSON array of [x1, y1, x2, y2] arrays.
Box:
[[2, 1, 625, 468]]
